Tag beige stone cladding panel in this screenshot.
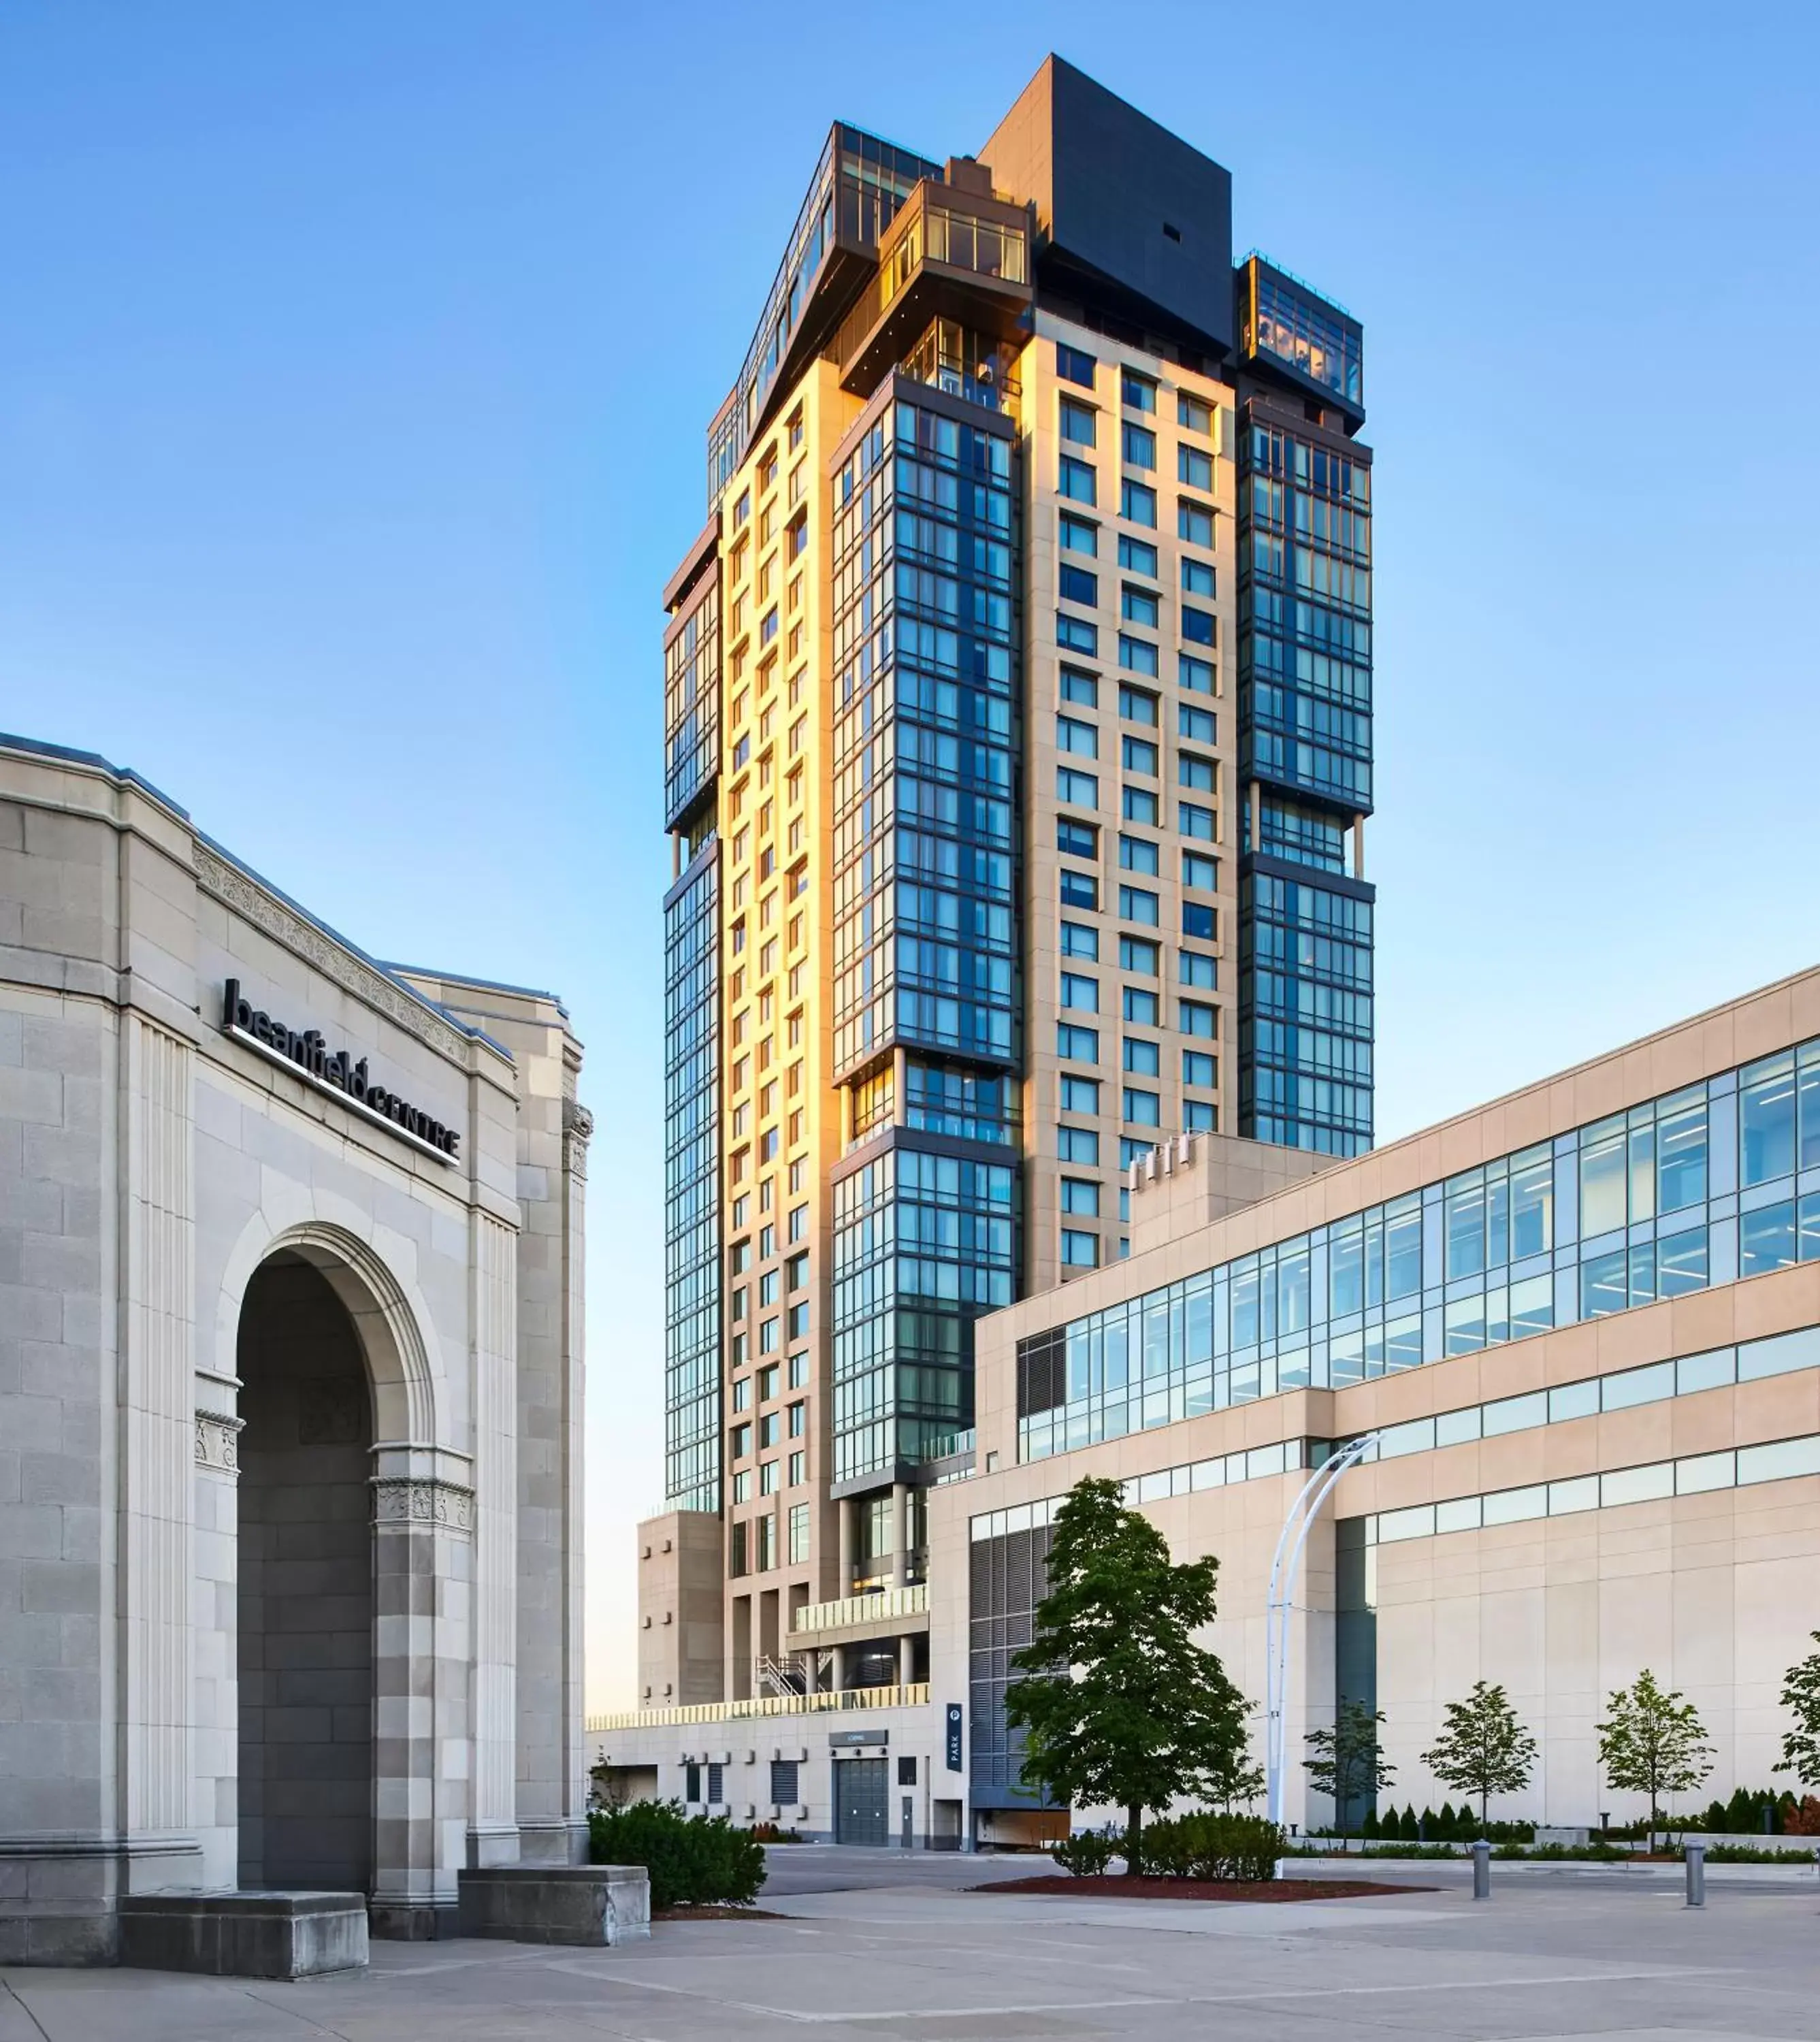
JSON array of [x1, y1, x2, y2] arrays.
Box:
[[399, 974, 590, 1865], [1373, 1476, 1820, 1826], [0, 981, 119, 1868], [636, 1511, 725, 1709]]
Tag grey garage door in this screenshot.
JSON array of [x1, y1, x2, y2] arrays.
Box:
[[833, 1758, 888, 1845]]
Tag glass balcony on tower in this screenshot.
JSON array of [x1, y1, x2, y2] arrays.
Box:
[[832, 166, 1033, 408], [1236, 253, 1365, 425]]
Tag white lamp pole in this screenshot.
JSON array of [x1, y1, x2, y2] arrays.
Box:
[[1265, 1433, 1379, 1830]]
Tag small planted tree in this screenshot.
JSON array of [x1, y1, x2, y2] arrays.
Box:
[[1303, 1698, 1395, 1836], [1774, 1632, 1820, 1792], [1005, 1476, 1251, 1877], [1596, 1669, 1713, 1834], [1421, 1680, 1539, 1827]]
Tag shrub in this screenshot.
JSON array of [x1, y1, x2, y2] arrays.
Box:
[[1786, 1796, 1820, 1836], [1135, 1812, 1285, 1882], [587, 1799, 766, 1911], [1052, 1827, 1120, 1877]]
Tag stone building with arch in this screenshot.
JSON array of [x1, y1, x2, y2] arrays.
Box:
[[0, 735, 594, 1962]]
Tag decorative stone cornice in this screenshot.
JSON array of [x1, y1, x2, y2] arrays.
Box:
[[563, 1098, 594, 1181], [372, 1476, 476, 1537], [191, 841, 466, 1063], [194, 1409, 244, 1475]]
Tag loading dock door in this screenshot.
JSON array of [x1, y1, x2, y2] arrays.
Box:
[[833, 1757, 888, 1845]]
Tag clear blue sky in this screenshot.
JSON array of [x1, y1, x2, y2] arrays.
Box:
[[3, 3, 1815, 1708]]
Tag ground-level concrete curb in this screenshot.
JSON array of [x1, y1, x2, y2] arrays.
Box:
[[1278, 1855, 1820, 1887]]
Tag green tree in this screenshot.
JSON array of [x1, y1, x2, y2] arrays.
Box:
[[1774, 1632, 1820, 1790], [1420, 1680, 1538, 1826], [1303, 1698, 1395, 1835], [1596, 1669, 1713, 1832], [1004, 1476, 1250, 1877]]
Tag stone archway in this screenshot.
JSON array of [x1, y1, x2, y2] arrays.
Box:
[[235, 1252, 376, 1894], [225, 1227, 473, 1937]]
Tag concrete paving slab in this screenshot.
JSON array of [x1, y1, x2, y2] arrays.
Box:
[[4, 1871, 1819, 2041]]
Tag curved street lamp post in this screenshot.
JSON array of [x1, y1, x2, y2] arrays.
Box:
[[1264, 1433, 1380, 1831]]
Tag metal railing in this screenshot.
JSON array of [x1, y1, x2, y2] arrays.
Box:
[[791, 1583, 928, 1634], [587, 1681, 929, 1734]]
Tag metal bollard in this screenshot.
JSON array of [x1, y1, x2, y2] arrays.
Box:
[[1684, 1840, 1706, 1909], [1471, 1839, 1491, 1900]]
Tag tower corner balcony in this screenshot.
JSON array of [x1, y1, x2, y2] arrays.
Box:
[[832, 179, 1034, 395]]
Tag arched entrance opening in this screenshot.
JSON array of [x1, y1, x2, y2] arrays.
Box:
[[235, 1250, 376, 1894]]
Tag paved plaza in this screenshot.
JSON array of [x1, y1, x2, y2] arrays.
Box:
[[5, 1849, 1820, 2042]]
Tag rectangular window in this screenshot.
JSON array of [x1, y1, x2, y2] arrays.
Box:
[[1121, 369, 1156, 412], [1059, 664, 1099, 707], [1118, 885, 1159, 926], [1060, 920, 1099, 960], [1179, 801, 1216, 840], [785, 1301, 809, 1340], [1123, 986, 1160, 1026], [1179, 753, 1215, 792], [1177, 499, 1214, 549], [1179, 652, 1215, 696], [1181, 605, 1216, 647], [1182, 557, 1216, 598], [1057, 613, 1099, 655], [1182, 850, 1218, 891], [1056, 766, 1099, 808], [755, 1514, 775, 1571], [1122, 735, 1158, 775], [1060, 868, 1098, 909], [1058, 1124, 1101, 1163], [771, 1752, 802, 1802], [1121, 421, 1156, 470], [787, 1449, 806, 1486], [1118, 935, 1160, 975], [1060, 1075, 1100, 1114], [1118, 633, 1159, 677], [1060, 972, 1100, 1012], [1184, 902, 1216, 939], [1121, 480, 1157, 527], [1056, 713, 1098, 758], [1058, 563, 1099, 607], [1060, 1176, 1101, 1216], [1059, 454, 1097, 505], [1121, 785, 1160, 830], [1059, 396, 1096, 446], [1059, 513, 1099, 557], [1741, 1055, 1796, 1184], [1183, 1049, 1216, 1088], [1118, 684, 1159, 726], [1056, 341, 1096, 388], [1180, 997, 1216, 1035], [1123, 1087, 1161, 1127], [1177, 445, 1214, 491], [1180, 952, 1216, 988], [1179, 704, 1216, 743], [1122, 1037, 1160, 1077], [1061, 1228, 1100, 1267], [760, 1460, 779, 1495], [1118, 829, 1159, 871], [1177, 391, 1212, 434], [1118, 534, 1158, 577], [1056, 1022, 1099, 1063], [1121, 585, 1160, 630], [787, 1504, 809, 1567]]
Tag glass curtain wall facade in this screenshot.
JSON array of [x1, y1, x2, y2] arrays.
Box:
[[1236, 258, 1375, 1157], [664, 843, 721, 1510], [1015, 1032, 1820, 1461], [830, 389, 1021, 1484]]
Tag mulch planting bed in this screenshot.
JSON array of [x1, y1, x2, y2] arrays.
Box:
[[653, 1905, 787, 1920], [975, 1874, 1435, 1902]]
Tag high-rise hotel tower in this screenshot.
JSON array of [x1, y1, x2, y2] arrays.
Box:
[[646, 57, 1374, 1705]]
